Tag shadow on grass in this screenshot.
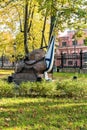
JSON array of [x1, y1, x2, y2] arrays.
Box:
[[0, 98, 87, 130]]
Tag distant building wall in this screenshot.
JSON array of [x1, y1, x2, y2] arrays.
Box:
[[55, 30, 87, 67]]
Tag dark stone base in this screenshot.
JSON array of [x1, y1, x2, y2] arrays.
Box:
[[9, 68, 43, 84]]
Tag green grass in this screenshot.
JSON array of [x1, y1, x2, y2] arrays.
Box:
[[0, 97, 87, 130], [53, 72, 87, 80], [0, 70, 87, 129], [0, 69, 13, 75], [0, 69, 13, 79]]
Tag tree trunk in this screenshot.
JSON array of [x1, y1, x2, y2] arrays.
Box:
[[24, 0, 29, 57], [28, 5, 35, 33], [49, 15, 55, 41], [40, 10, 47, 48], [49, 0, 56, 41]]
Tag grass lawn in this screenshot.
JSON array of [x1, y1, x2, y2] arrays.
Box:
[[0, 97, 87, 130], [53, 72, 87, 80], [0, 70, 87, 130], [0, 69, 13, 79], [0, 69, 13, 74]]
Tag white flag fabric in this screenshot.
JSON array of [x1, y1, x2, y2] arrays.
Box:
[[45, 37, 55, 72]]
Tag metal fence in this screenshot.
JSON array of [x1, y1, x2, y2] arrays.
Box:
[[55, 50, 87, 69], [0, 56, 14, 69]]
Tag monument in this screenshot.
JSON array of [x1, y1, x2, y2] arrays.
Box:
[[8, 37, 55, 84]]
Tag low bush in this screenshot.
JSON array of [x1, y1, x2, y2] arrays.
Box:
[[0, 80, 15, 97], [56, 79, 87, 98], [19, 80, 57, 97], [0, 78, 87, 99]]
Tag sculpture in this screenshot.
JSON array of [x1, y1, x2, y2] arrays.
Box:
[[8, 37, 55, 84]]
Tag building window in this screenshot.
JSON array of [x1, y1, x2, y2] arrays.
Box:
[[83, 52, 87, 62], [62, 42, 67, 47], [73, 52, 77, 57], [63, 53, 66, 64], [72, 40, 77, 46], [68, 61, 73, 65]]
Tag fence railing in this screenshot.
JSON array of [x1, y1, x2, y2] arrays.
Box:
[[55, 50, 87, 69], [0, 57, 14, 69]]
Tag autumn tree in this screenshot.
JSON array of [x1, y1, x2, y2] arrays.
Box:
[[0, 0, 50, 58], [37, 0, 87, 37], [0, 32, 13, 56], [0, 0, 87, 58]]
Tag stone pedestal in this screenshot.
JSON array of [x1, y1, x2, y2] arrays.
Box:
[[9, 49, 48, 84], [12, 72, 36, 83]]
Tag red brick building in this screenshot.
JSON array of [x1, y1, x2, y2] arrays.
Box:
[[55, 30, 87, 67]]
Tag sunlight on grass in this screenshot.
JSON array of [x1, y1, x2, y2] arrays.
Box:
[[0, 69, 13, 79], [0, 97, 87, 130], [0, 69, 13, 75], [0, 71, 87, 129]]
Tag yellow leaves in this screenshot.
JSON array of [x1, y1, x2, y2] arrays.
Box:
[[0, 32, 13, 46], [0, 0, 50, 55], [0, 31, 14, 56]]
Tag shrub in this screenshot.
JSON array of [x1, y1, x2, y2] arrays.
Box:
[[19, 81, 32, 96], [56, 79, 87, 98], [0, 80, 15, 97], [0, 78, 87, 99], [19, 80, 57, 97]]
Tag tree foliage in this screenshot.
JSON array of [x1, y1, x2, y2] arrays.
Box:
[[37, 0, 87, 31], [0, 31, 13, 56], [0, 0, 50, 57], [0, 0, 87, 57]]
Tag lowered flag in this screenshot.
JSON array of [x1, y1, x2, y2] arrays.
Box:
[[45, 36, 55, 72]]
